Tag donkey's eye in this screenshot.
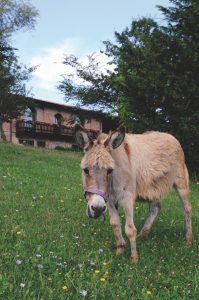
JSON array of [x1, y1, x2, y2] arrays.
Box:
[[83, 168, 89, 176], [107, 168, 113, 175]]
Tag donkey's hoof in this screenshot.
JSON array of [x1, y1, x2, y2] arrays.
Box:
[[131, 251, 139, 262], [116, 244, 126, 255], [186, 234, 193, 246], [139, 228, 149, 238]]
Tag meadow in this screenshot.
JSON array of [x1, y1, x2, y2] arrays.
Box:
[[0, 142, 198, 300]]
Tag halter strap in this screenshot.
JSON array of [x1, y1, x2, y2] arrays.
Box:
[[84, 178, 112, 203]]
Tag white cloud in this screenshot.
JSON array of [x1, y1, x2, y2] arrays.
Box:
[[29, 39, 115, 100], [79, 52, 115, 74], [30, 39, 78, 90]]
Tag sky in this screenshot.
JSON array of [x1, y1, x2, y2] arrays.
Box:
[[13, 0, 170, 105]]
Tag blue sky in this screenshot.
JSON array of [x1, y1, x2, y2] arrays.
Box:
[[13, 0, 170, 104]]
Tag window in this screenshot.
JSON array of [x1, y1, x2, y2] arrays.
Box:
[[24, 107, 36, 122], [37, 141, 46, 148], [53, 114, 63, 126], [74, 115, 81, 125], [19, 139, 34, 146]]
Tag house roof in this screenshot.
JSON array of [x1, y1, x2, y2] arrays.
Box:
[[28, 97, 110, 120]]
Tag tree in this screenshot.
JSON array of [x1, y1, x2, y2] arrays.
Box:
[[0, 42, 35, 139], [58, 0, 199, 172], [0, 0, 38, 140], [58, 53, 118, 110], [0, 0, 38, 40]]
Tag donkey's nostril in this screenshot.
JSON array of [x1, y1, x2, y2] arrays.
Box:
[[91, 205, 95, 211], [102, 206, 106, 212]]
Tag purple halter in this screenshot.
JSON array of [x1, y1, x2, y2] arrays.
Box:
[[84, 178, 112, 203]]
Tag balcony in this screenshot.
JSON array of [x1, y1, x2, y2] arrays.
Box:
[[16, 120, 99, 143]]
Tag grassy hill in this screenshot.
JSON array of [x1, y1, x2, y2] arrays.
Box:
[[0, 142, 198, 299]]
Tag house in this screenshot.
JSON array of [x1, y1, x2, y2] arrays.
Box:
[[3, 98, 118, 149]]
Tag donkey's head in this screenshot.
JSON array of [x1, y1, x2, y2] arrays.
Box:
[[75, 125, 125, 219]]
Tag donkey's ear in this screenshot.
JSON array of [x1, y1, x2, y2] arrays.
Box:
[[104, 126, 126, 149], [74, 124, 93, 150]]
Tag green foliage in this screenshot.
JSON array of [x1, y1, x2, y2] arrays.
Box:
[[0, 142, 199, 299], [58, 0, 199, 172], [0, 0, 38, 139], [58, 54, 118, 110], [0, 43, 35, 120], [0, 0, 38, 41]]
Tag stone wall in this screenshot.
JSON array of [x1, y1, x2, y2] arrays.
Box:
[[3, 120, 19, 144]]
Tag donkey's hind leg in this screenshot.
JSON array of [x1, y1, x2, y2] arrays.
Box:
[[139, 201, 161, 237], [175, 165, 192, 245]]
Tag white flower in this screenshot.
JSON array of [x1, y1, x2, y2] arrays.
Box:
[[36, 254, 42, 258], [89, 260, 96, 266], [20, 283, 25, 288], [56, 262, 64, 268], [73, 235, 79, 239], [80, 289, 88, 297], [99, 248, 103, 253], [16, 259, 22, 265], [37, 264, 43, 269]]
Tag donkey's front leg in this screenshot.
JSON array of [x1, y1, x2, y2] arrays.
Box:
[[107, 201, 126, 255], [123, 194, 138, 262]]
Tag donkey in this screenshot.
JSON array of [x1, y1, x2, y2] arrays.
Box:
[[75, 125, 192, 261]]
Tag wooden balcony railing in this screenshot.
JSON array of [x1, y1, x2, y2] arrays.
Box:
[[16, 120, 99, 142]]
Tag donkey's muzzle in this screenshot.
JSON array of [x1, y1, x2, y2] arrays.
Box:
[[87, 204, 106, 219]]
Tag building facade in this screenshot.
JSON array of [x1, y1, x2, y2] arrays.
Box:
[[3, 98, 117, 149]]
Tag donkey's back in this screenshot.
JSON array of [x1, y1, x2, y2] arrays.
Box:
[[120, 131, 187, 200]]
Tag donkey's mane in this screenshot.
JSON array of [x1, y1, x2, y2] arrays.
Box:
[[81, 133, 115, 169]]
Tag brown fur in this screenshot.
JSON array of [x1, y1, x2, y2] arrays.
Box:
[[123, 141, 131, 159], [110, 132, 186, 200], [81, 140, 115, 170]]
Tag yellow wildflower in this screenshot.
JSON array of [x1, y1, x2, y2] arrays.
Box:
[[62, 285, 68, 291], [102, 261, 107, 266], [16, 231, 21, 235], [146, 291, 152, 296], [99, 278, 105, 282], [40, 195, 44, 198], [105, 271, 109, 275], [95, 270, 100, 274]]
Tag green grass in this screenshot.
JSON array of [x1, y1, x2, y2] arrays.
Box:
[[0, 142, 198, 300]]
